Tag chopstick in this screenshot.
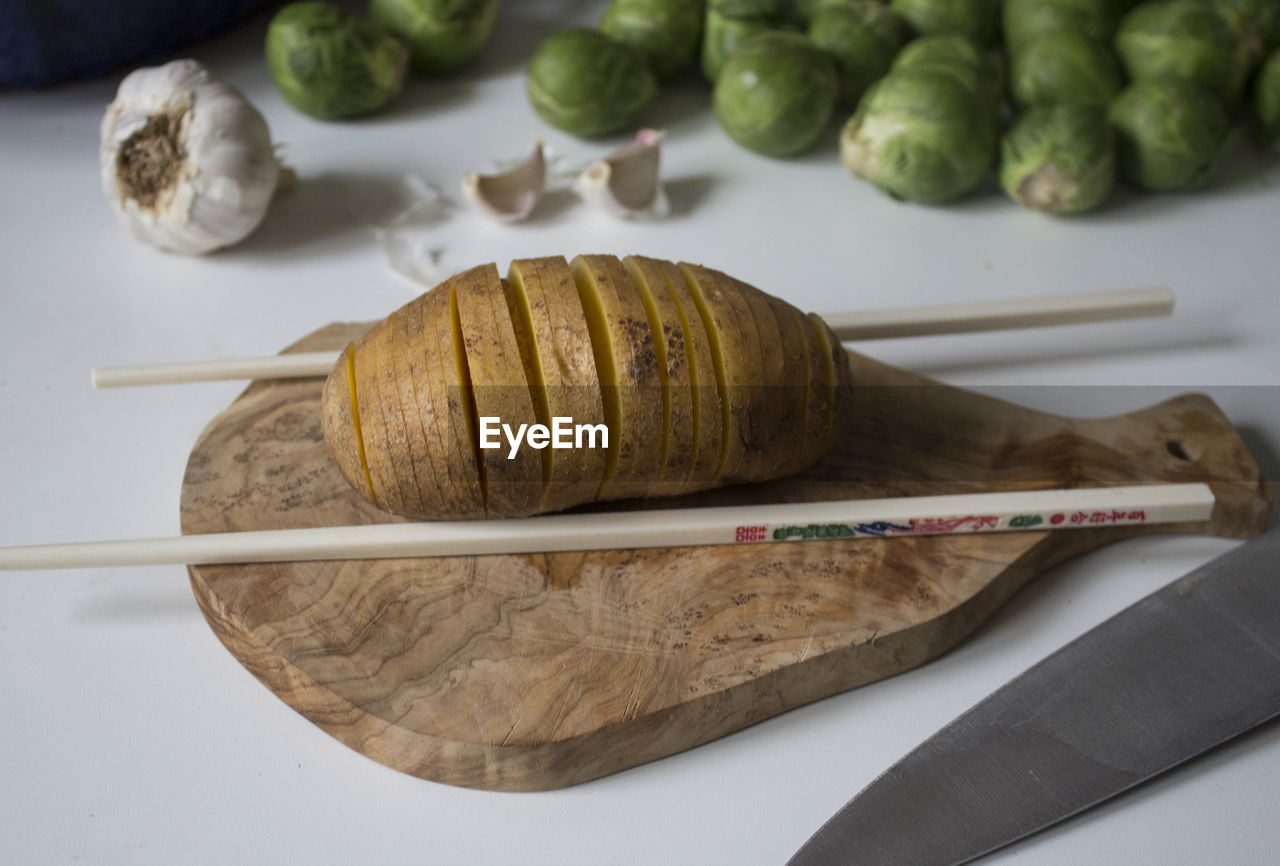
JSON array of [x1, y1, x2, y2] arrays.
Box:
[[821, 285, 1173, 341], [0, 483, 1213, 570], [90, 286, 1174, 389]]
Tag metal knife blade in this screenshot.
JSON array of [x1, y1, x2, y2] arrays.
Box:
[[788, 530, 1280, 866]]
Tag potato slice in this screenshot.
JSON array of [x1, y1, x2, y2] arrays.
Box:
[[623, 255, 696, 496], [571, 254, 663, 501], [807, 312, 840, 451], [653, 259, 722, 491], [737, 279, 790, 480], [374, 312, 429, 517], [453, 263, 543, 516], [320, 344, 375, 504], [821, 314, 853, 444], [437, 283, 486, 517], [793, 309, 830, 470], [764, 294, 809, 470], [507, 257, 607, 512], [678, 262, 762, 484], [393, 288, 479, 518], [352, 322, 404, 514], [387, 301, 442, 517]]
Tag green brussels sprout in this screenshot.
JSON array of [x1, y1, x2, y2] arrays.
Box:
[[888, 0, 1001, 46], [1252, 47, 1280, 147], [1000, 104, 1116, 214], [526, 29, 656, 137], [808, 0, 909, 102], [711, 0, 784, 16], [790, 0, 823, 22], [891, 34, 1004, 102], [601, 0, 705, 80], [1115, 0, 1252, 106], [701, 8, 778, 81], [266, 2, 408, 120], [1010, 30, 1123, 107], [368, 0, 498, 75], [1215, 0, 1280, 62], [1108, 78, 1231, 190], [714, 31, 838, 156], [841, 68, 998, 202], [1003, 0, 1126, 55]]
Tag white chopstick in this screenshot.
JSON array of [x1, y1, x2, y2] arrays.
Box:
[[822, 286, 1174, 341], [89, 287, 1174, 389], [0, 484, 1213, 571]]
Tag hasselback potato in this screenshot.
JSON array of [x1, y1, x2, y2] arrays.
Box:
[[321, 254, 851, 519]]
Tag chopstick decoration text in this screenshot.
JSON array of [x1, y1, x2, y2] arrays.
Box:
[[737, 509, 1152, 543]]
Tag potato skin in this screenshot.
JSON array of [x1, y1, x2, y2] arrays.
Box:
[[322, 255, 848, 519]]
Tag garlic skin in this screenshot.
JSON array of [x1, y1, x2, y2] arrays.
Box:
[[572, 128, 668, 219], [461, 140, 546, 223], [100, 59, 279, 255]]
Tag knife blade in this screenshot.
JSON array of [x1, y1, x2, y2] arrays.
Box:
[[788, 530, 1280, 866]]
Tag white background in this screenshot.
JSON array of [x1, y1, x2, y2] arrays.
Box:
[[2, 1, 1279, 863]]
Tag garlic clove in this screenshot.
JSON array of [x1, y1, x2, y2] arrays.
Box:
[[572, 128, 668, 219], [461, 140, 546, 223], [100, 59, 279, 255]]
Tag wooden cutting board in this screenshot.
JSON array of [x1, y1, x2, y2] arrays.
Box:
[[180, 322, 1271, 791]]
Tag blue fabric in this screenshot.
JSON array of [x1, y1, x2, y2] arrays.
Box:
[[0, 0, 276, 87]]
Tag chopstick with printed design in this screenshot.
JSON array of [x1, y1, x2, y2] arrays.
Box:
[[0, 483, 1213, 570]]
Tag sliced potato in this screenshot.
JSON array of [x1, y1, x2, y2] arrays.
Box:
[[737, 278, 789, 480], [320, 345, 375, 504], [453, 263, 543, 517], [765, 295, 809, 470], [794, 309, 830, 469], [654, 259, 722, 491], [508, 257, 607, 512], [678, 262, 762, 484], [571, 255, 664, 501], [438, 283, 486, 517], [807, 312, 839, 450], [322, 255, 847, 520], [353, 322, 404, 514], [623, 255, 696, 496]]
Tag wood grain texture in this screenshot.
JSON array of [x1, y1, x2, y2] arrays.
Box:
[[181, 322, 1271, 791]]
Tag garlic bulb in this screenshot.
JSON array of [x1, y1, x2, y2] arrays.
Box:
[[100, 59, 279, 255]]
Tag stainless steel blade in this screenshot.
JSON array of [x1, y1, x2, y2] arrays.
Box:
[[789, 530, 1280, 866]]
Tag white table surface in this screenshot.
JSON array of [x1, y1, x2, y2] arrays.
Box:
[[2, 2, 1278, 863]]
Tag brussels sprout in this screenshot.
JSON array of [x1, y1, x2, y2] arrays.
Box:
[[1000, 105, 1116, 214], [711, 0, 784, 16], [888, 0, 1001, 46], [601, 0, 705, 80], [1108, 78, 1231, 190], [1216, 0, 1280, 62], [1011, 31, 1123, 107], [266, 2, 408, 120], [702, 8, 778, 81], [714, 31, 838, 156], [1003, 0, 1126, 55], [526, 29, 656, 137], [891, 34, 1004, 102], [808, 0, 909, 102], [1115, 0, 1252, 106], [1252, 48, 1280, 147], [790, 0, 823, 22], [841, 68, 998, 202], [368, 0, 498, 75]]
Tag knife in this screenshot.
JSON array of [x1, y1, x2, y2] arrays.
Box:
[[788, 529, 1280, 866]]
